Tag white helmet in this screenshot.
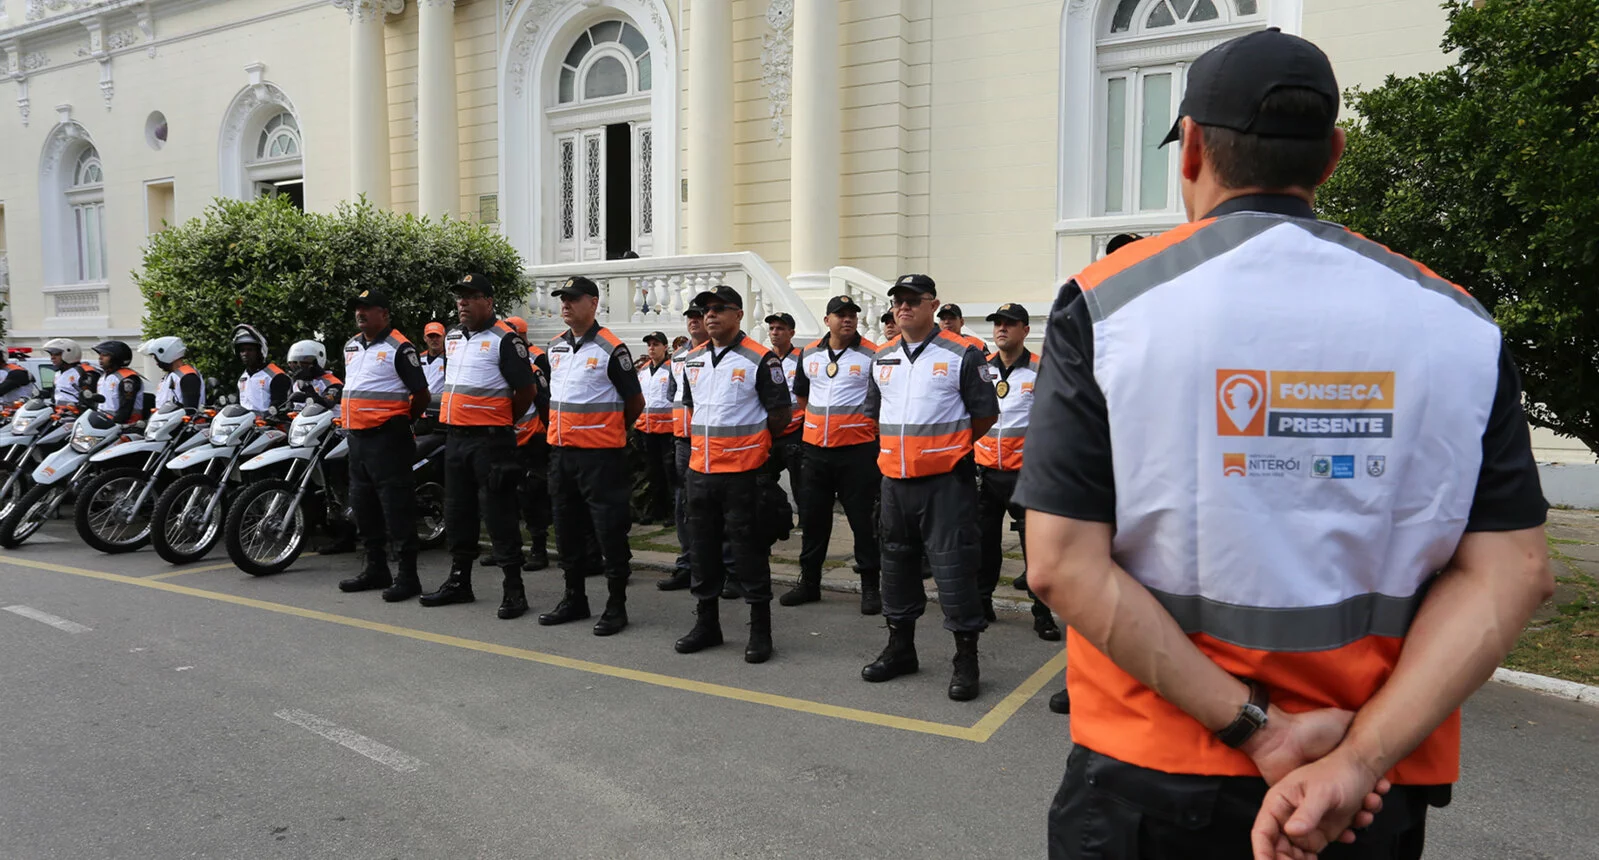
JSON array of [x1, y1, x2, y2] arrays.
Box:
[[287, 339, 327, 367], [140, 336, 188, 365], [42, 337, 82, 364]]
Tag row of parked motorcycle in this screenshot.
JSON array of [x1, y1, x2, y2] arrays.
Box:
[[0, 384, 447, 575]]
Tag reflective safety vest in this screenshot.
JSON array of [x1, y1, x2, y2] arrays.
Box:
[[515, 344, 548, 446], [974, 350, 1038, 471], [547, 325, 628, 448], [686, 335, 774, 474], [635, 361, 674, 434], [670, 342, 697, 439], [156, 364, 206, 410], [98, 367, 142, 418], [343, 331, 414, 430], [799, 335, 878, 448], [775, 348, 803, 437], [873, 331, 975, 478], [1066, 212, 1506, 785], [420, 352, 446, 411], [237, 364, 287, 413], [441, 322, 518, 427], [3, 362, 37, 399], [54, 363, 96, 406]]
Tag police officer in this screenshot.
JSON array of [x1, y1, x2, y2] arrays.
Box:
[[936, 303, 990, 356], [337, 290, 433, 598], [538, 276, 644, 635], [862, 274, 998, 701], [504, 315, 553, 573], [286, 340, 343, 408], [421, 275, 541, 617], [675, 285, 792, 664], [760, 313, 804, 537], [232, 325, 291, 414], [881, 311, 899, 342], [0, 351, 35, 401], [420, 321, 447, 415], [973, 303, 1060, 640], [657, 306, 709, 591], [42, 339, 98, 407], [782, 295, 881, 613], [140, 337, 206, 410], [635, 331, 676, 524], [91, 341, 147, 424]]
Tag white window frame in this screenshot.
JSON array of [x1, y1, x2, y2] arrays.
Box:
[[67, 148, 107, 284]]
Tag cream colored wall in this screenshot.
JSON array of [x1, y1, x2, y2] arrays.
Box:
[[0, 0, 350, 344], [1302, 0, 1452, 94]]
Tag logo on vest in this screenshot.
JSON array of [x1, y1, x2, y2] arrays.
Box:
[[850, 365, 862, 377], [1311, 455, 1356, 479], [1218, 369, 1394, 438], [932, 362, 950, 378], [878, 365, 894, 383], [585, 357, 600, 370], [1366, 455, 1386, 477], [1222, 452, 1301, 477], [732, 368, 747, 384]]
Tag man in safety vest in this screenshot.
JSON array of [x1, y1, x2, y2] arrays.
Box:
[[656, 306, 710, 592], [862, 274, 998, 701], [90, 341, 146, 424], [1018, 30, 1552, 859], [42, 338, 98, 407], [675, 285, 792, 664], [337, 290, 432, 599], [504, 315, 553, 573], [762, 312, 804, 537], [972, 303, 1060, 643], [634, 331, 676, 526], [0, 352, 36, 401], [420, 321, 447, 416], [233, 325, 291, 414], [880, 311, 899, 342], [140, 336, 205, 410], [936, 303, 989, 358], [782, 294, 881, 613], [537, 276, 644, 635], [421, 274, 542, 618]]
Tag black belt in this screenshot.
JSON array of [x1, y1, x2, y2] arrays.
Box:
[[445, 425, 513, 437]]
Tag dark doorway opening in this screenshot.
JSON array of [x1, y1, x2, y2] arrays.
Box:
[[605, 123, 632, 259]]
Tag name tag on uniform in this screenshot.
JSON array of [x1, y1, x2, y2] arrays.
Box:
[[551, 344, 572, 354], [877, 358, 901, 365], [686, 361, 705, 368]]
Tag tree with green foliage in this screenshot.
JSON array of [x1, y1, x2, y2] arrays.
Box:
[[1317, 0, 1599, 454], [136, 195, 527, 383]]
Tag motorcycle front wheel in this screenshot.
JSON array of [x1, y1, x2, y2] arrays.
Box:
[[151, 473, 226, 564], [75, 467, 154, 553], [0, 482, 69, 548], [225, 479, 306, 577]]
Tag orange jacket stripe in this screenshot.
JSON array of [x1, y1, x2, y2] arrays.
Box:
[[1073, 218, 1217, 292]]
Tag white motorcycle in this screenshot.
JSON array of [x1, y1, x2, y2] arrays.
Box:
[[150, 404, 287, 564], [224, 403, 349, 576], [0, 409, 132, 547], [0, 398, 76, 516], [72, 402, 209, 554]]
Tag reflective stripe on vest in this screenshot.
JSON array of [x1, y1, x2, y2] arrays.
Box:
[[1069, 212, 1502, 784], [873, 332, 974, 478], [238, 363, 286, 413], [98, 367, 140, 416], [515, 345, 548, 446], [635, 362, 675, 434], [670, 344, 694, 438], [798, 336, 879, 448], [342, 332, 413, 430], [547, 325, 627, 448], [974, 352, 1037, 471], [687, 335, 773, 474], [421, 353, 446, 410], [442, 322, 517, 427]]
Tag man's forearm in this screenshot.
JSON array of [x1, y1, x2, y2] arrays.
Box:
[[767, 404, 792, 437], [971, 415, 996, 441], [1338, 527, 1551, 780]]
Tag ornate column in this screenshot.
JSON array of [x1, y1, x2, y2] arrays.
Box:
[[342, 0, 401, 209], [417, 0, 459, 218], [687, 0, 733, 253], [787, 0, 838, 292]]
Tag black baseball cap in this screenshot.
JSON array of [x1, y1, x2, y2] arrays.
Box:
[[764, 312, 796, 328], [880, 311, 894, 325], [690, 285, 743, 310], [1106, 233, 1144, 255], [643, 331, 668, 346], [985, 303, 1030, 324], [888, 273, 936, 298], [826, 295, 862, 315], [683, 305, 705, 318], [1158, 28, 1338, 147], [452, 272, 494, 297], [936, 303, 964, 320], [348, 289, 390, 310], [551, 276, 599, 299]]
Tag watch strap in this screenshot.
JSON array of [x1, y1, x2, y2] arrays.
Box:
[[1216, 678, 1269, 748]]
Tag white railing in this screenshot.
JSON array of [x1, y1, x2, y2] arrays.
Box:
[[0, 252, 9, 333], [521, 252, 820, 345], [828, 266, 893, 343]]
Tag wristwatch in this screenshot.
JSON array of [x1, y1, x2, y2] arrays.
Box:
[[1216, 678, 1269, 748]]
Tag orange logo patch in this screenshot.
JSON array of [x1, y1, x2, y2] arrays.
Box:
[[1269, 371, 1394, 410], [585, 357, 600, 369], [849, 365, 862, 376], [1216, 369, 1268, 437], [731, 368, 747, 383], [1222, 453, 1247, 477], [932, 363, 949, 377], [878, 366, 893, 383]]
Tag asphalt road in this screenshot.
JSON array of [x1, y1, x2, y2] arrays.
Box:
[[0, 524, 1594, 860]]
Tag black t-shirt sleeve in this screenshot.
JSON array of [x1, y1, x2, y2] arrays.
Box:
[[1012, 281, 1117, 523], [865, 365, 881, 421], [534, 352, 551, 381], [682, 370, 694, 410], [268, 373, 292, 408], [1465, 343, 1548, 531], [959, 346, 1000, 419], [792, 349, 812, 399], [497, 335, 537, 389], [0, 368, 28, 396], [756, 352, 791, 413], [178, 373, 203, 410], [394, 343, 430, 395], [113, 375, 143, 423], [608, 346, 644, 398]]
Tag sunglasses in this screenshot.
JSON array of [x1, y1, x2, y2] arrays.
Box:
[[890, 294, 933, 308], [702, 304, 737, 315]]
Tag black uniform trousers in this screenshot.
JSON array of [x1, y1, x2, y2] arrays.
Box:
[[977, 466, 1023, 598], [638, 431, 676, 521], [347, 418, 418, 557], [880, 468, 985, 633], [517, 437, 552, 537], [675, 437, 734, 578], [687, 469, 770, 604], [1048, 746, 1435, 860], [549, 446, 633, 587], [765, 429, 805, 530], [444, 426, 522, 568], [799, 441, 880, 577]]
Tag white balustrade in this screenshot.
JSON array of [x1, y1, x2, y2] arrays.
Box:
[[829, 266, 893, 344]]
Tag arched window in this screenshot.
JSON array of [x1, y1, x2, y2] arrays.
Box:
[[66, 146, 108, 283], [557, 21, 652, 105], [1095, 0, 1267, 216], [219, 79, 305, 209], [256, 112, 302, 160]]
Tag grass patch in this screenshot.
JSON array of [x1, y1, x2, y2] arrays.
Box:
[[1504, 567, 1599, 686]]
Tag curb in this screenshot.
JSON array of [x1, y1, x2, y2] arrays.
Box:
[[1491, 668, 1599, 708]]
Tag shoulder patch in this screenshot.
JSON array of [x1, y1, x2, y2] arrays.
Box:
[[515, 340, 529, 359], [406, 350, 421, 367], [769, 364, 786, 385], [616, 347, 634, 372]]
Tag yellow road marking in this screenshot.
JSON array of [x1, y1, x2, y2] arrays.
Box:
[[2, 555, 1061, 742], [143, 552, 320, 580]]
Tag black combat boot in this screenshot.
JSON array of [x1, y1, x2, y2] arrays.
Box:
[[1048, 688, 1071, 715], [538, 587, 591, 626], [861, 620, 918, 682], [674, 599, 723, 653], [524, 534, 549, 572], [593, 580, 628, 636], [745, 602, 773, 664], [419, 563, 475, 607], [1011, 570, 1029, 592], [498, 567, 529, 620], [382, 552, 423, 602], [948, 631, 981, 702], [1032, 600, 1062, 642], [656, 568, 691, 591], [778, 571, 821, 607], [339, 550, 392, 593], [858, 569, 882, 616]]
